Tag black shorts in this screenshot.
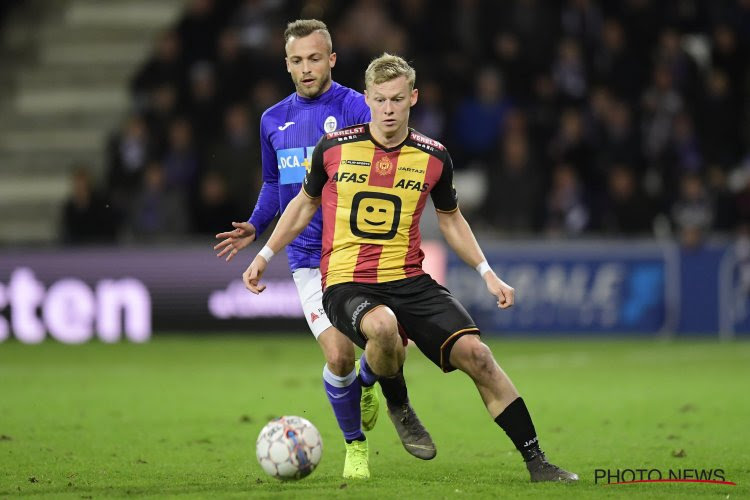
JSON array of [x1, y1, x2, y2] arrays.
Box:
[[322, 274, 479, 372]]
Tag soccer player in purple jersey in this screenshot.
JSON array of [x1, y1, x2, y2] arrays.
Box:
[[214, 20, 434, 479]]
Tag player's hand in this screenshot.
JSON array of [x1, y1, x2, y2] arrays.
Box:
[[243, 256, 268, 294], [484, 272, 515, 309], [214, 222, 256, 262]]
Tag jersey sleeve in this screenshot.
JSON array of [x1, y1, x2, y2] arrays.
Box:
[[302, 139, 328, 198], [247, 117, 280, 235], [430, 151, 459, 212]]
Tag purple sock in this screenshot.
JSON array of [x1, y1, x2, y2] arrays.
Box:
[[358, 353, 378, 387], [322, 364, 363, 442]]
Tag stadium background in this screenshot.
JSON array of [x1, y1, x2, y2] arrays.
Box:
[[1, 0, 749, 341]]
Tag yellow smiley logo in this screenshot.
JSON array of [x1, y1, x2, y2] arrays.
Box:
[[350, 192, 401, 240]]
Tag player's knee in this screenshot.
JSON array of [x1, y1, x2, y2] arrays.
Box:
[[459, 338, 496, 377], [361, 309, 398, 344], [323, 346, 354, 376]]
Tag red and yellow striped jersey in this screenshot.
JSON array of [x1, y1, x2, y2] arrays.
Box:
[[303, 124, 458, 289]]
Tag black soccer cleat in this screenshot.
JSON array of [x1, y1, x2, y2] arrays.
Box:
[[526, 453, 579, 482], [386, 402, 437, 460]]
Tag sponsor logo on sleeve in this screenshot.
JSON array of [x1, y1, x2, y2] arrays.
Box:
[[326, 126, 365, 139], [410, 131, 445, 150], [277, 146, 315, 184]]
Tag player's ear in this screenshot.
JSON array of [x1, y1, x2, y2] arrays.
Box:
[[410, 88, 418, 107], [285, 57, 291, 74], [329, 51, 336, 68]]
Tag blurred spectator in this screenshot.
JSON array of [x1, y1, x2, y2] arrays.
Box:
[[545, 163, 590, 236], [654, 28, 701, 102], [549, 108, 597, 194], [206, 104, 260, 211], [672, 173, 714, 247], [560, 0, 603, 55], [339, 0, 394, 54], [394, 0, 448, 58], [61, 167, 118, 245], [144, 83, 179, 155], [710, 23, 746, 99], [106, 114, 152, 211], [600, 165, 654, 235], [733, 161, 750, 228], [127, 162, 187, 242], [591, 18, 642, 100], [163, 117, 200, 195], [232, 0, 283, 54], [496, 0, 559, 73], [452, 67, 513, 168], [248, 78, 284, 124], [616, 0, 661, 62], [642, 64, 684, 165], [410, 79, 447, 141], [662, 111, 702, 187], [584, 86, 613, 148], [191, 171, 240, 234], [700, 69, 743, 167], [526, 73, 560, 152], [661, 0, 709, 33], [131, 30, 185, 109], [552, 38, 588, 104], [706, 165, 737, 231], [187, 62, 222, 148], [214, 28, 251, 107], [176, 0, 221, 66], [451, 0, 483, 58], [330, 25, 371, 90], [598, 98, 642, 171], [491, 32, 534, 101], [483, 131, 542, 234]]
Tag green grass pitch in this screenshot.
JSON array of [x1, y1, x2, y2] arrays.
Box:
[[1, 335, 748, 499]]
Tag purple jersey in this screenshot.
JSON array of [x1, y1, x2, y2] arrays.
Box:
[[248, 81, 370, 271]]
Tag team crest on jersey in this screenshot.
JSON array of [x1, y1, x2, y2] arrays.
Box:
[[375, 156, 393, 176], [324, 116, 337, 133]]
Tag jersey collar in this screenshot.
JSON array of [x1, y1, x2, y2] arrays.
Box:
[[293, 81, 340, 107], [366, 123, 411, 153]]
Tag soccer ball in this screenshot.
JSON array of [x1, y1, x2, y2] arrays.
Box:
[[256, 416, 323, 480]]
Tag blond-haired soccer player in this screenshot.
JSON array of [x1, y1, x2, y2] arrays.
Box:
[[242, 53, 578, 482], [214, 23, 434, 479]]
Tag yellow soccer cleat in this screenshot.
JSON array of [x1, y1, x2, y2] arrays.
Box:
[[343, 439, 370, 479], [356, 360, 380, 431]]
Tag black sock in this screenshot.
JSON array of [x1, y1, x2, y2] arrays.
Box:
[[494, 397, 542, 462], [378, 366, 409, 408], [345, 435, 366, 444]]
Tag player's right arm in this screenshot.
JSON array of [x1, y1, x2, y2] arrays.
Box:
[[243, 140, 328, 293], [214, 114, 280, 261]]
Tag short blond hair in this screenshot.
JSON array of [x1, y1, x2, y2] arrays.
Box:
[[284, 19, 332, 53], [365, 53, 416, 90]]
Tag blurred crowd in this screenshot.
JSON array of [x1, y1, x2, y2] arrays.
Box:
[[60, 0, 750, 246]]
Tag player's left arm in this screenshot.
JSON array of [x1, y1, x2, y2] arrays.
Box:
[[430, 151, 514, 309], [436, 210, 514, 309]]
